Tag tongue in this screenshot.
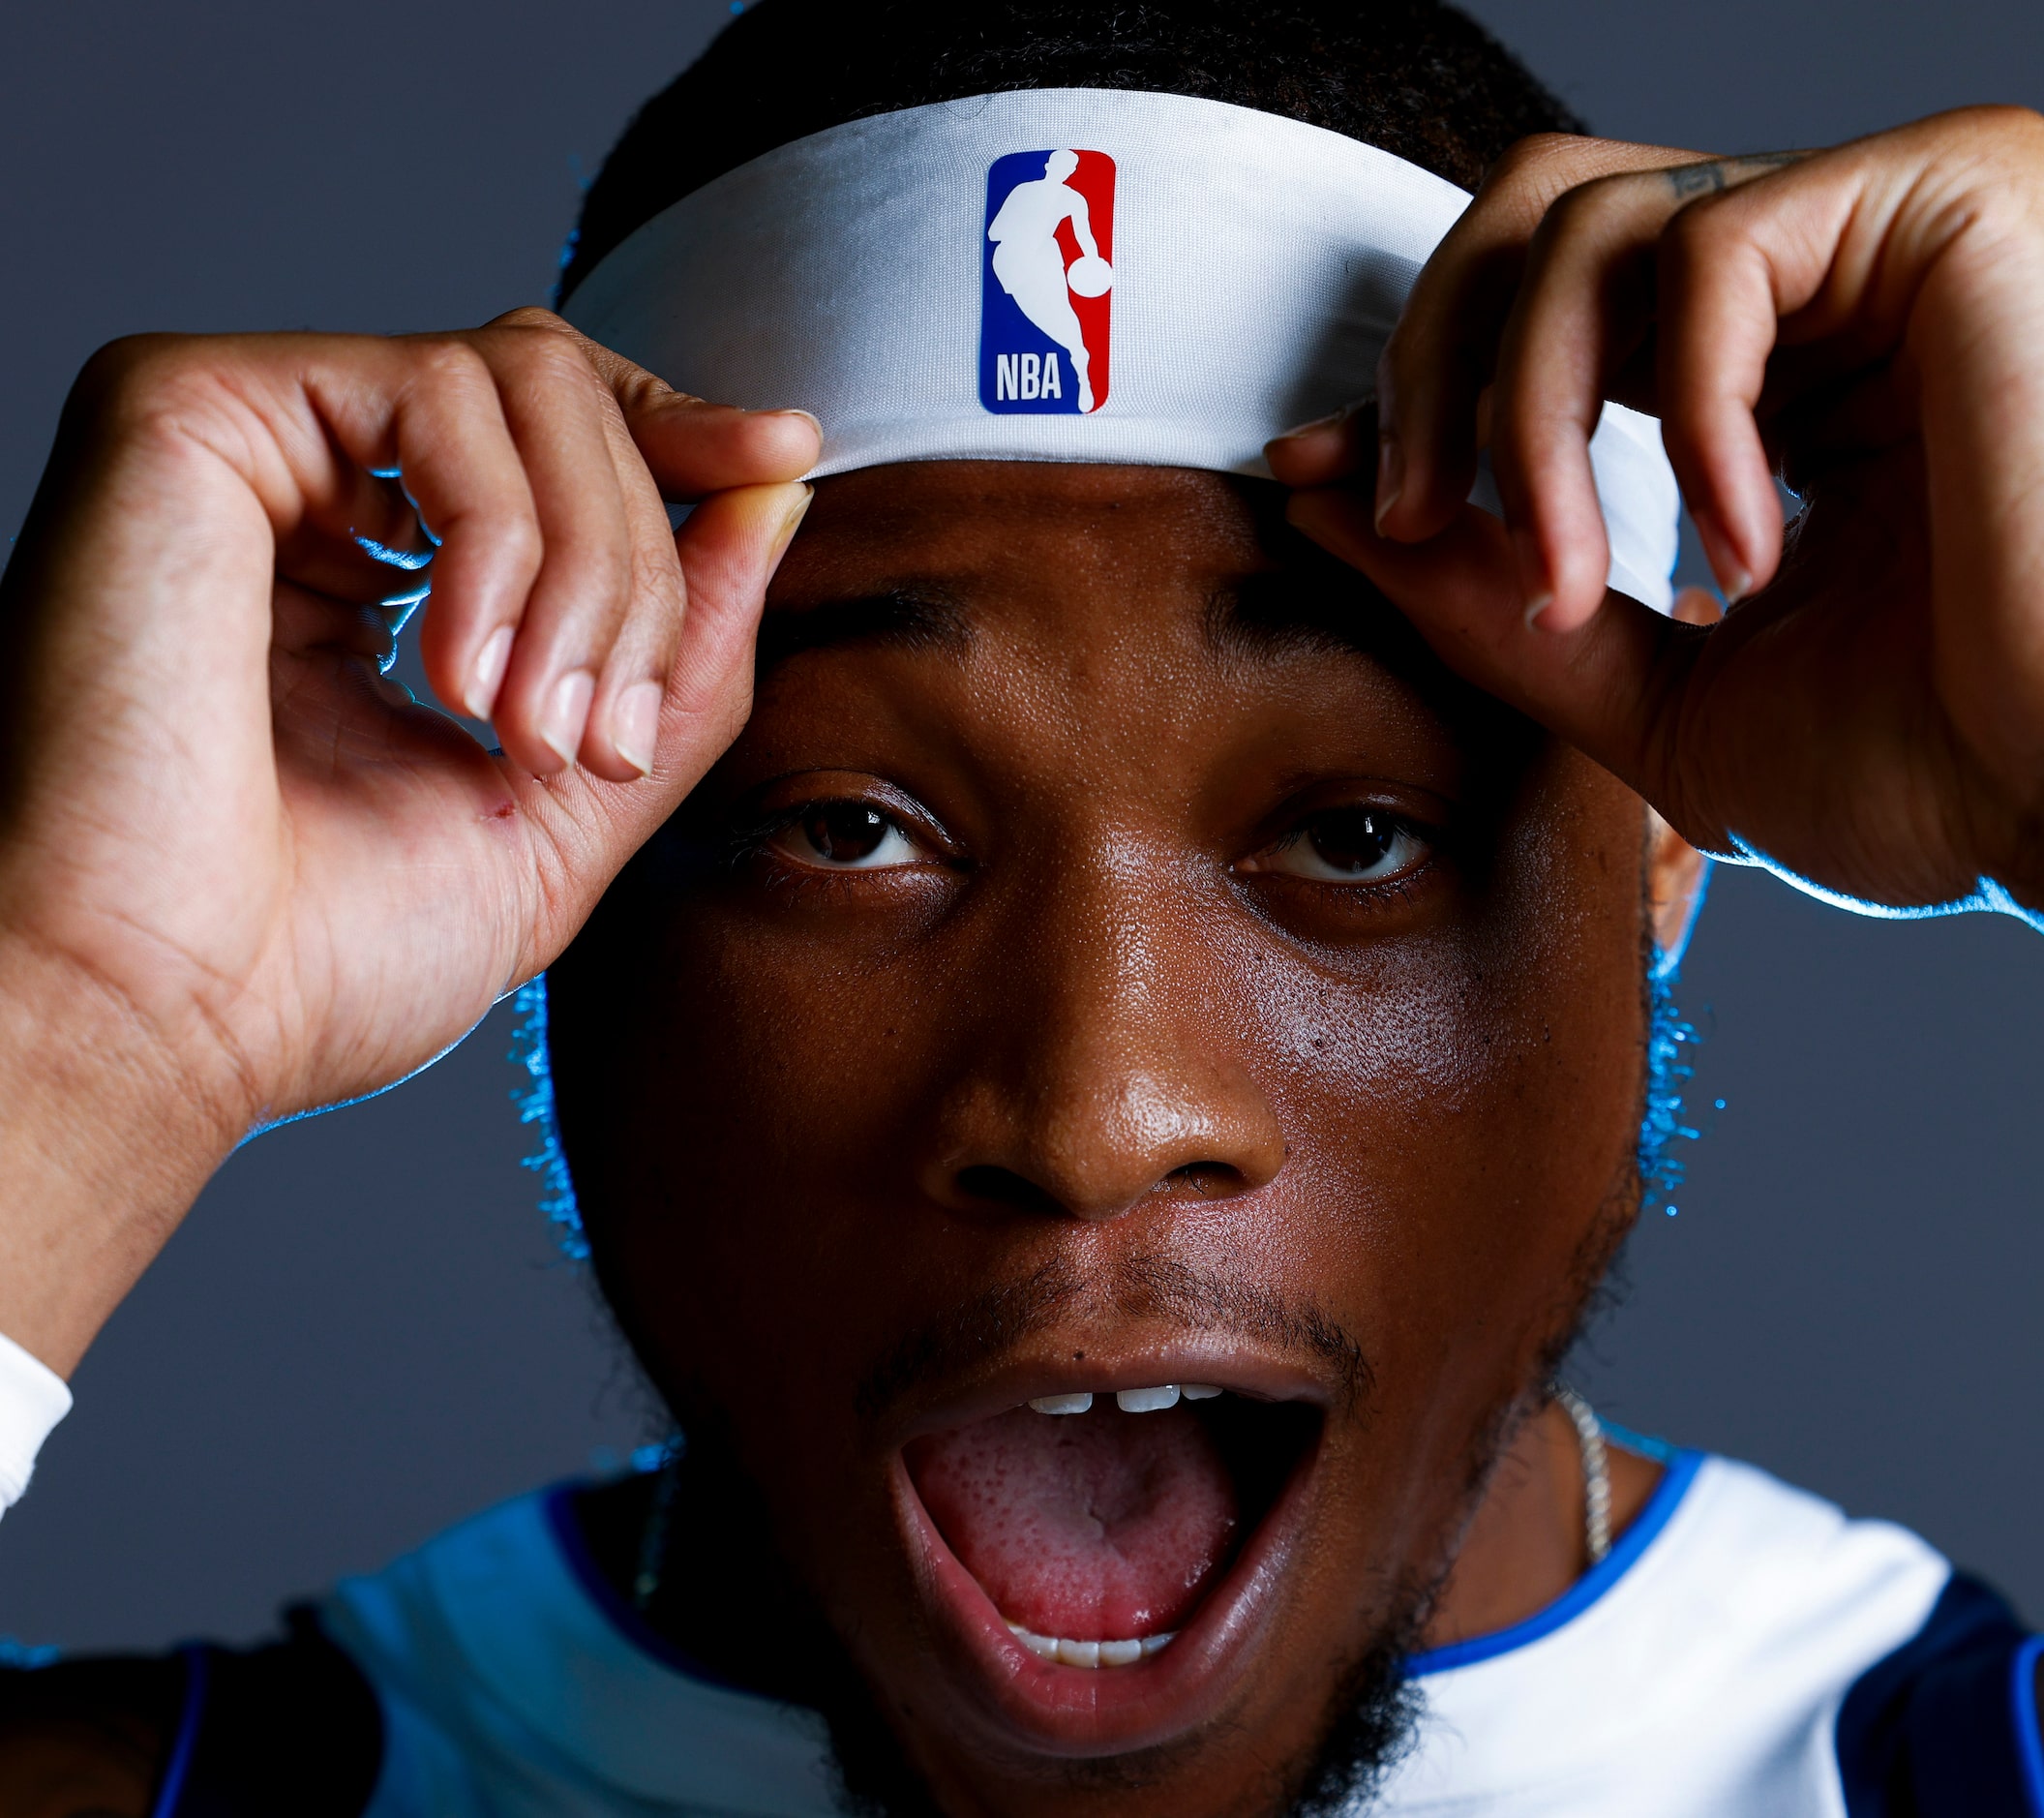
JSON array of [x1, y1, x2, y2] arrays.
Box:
[[906, 1402, 1239, 1640]]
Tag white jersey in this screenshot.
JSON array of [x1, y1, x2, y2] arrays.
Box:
[[310, 1450, 2044, 1817]]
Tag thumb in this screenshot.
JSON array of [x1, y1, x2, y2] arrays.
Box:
[[1287, 486, 1700, 814]]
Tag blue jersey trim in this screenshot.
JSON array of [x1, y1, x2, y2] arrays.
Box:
[[1405, 1448, 1705, 1677], [542, 1481, 752, 1693], [148, 1644, 207, 1818], [2014, 1635, 2044, 1816]]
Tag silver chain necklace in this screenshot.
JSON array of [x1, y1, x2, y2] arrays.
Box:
[[1554, 1383, 1612, 1566]]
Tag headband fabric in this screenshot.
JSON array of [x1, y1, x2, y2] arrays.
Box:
[[565, 87, 1679, 611]]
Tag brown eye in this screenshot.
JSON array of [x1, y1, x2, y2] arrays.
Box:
[[772, 801, 921, 871], [1262, 808, 1426, 884]]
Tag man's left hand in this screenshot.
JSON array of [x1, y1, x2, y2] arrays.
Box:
[[1271, 107, 2044, 917]]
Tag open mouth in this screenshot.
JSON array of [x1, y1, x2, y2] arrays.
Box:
[[903, 1381, 1322, 1675]]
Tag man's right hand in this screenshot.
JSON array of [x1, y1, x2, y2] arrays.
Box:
[[0, 308, 819, 1375]]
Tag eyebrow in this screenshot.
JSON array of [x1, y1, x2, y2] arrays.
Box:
[[1202, 568, 1424, 673], [756, 586, 974, 673], [756, 567, 1427, 682]]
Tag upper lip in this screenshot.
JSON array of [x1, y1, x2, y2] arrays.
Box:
[[880, 1343, 1334, 1449]]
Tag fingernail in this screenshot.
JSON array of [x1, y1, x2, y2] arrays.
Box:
[[613, 681, 661, 777], [466, 625, 514, 720], [1723, 568, 1754, 606], [1373, 429, 1405, 532], [1273, 406, 1348, 444], [540, 668, 595, 767], [1512, 528, 1552, 628], [770, 484, 815, 560], [755, 408, 823, 436]]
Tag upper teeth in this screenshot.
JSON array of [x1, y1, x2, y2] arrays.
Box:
[[1024, 1383, 1225, 1415], [1117, 1383, 1180, 1412]]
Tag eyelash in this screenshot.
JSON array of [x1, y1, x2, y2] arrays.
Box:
[[1247, 806, 1435, 890], [735, 799, 1433, 895], [733, 799, 937, 878]]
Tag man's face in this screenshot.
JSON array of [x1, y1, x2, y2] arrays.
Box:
[[555, 462, 1654, 1814]]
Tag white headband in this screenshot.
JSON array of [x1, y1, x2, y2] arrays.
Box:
[[565, 87, 1679, 612]]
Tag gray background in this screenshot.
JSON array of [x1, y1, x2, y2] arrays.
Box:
[[0, 0, 2037, 1651]]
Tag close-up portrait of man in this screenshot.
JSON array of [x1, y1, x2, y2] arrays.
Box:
[[0, 0, 2040, 1813]]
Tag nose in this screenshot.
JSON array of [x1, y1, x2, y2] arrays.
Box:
[[919, 853, 1287, 1224]]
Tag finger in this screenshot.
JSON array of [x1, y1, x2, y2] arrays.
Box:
[[498, 478, 814, 985], [573, 382, 696, 782], [1286, 484, 1697, 813], [662, 479, 815, 755], [459, 312, 822, 779], [273, 465, 437, 605], [488, 308, 823, 498], [1653, 155, 1856, 604], [1264, 403, 1372, 490], [629, 398, 822, 498], [302, 338, 545, 722], [451, 325, 641, 774], [1492, 154, 1806, 630], [1490, 172, 1668, 628], [1365, 136, 1702, 545]]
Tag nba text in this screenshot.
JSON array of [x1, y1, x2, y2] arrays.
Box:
[[992, 351, 1064, 401]]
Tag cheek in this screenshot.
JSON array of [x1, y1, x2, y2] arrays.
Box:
[[1247, 780, 1647, 1411], [567, 906, 954, 1471]]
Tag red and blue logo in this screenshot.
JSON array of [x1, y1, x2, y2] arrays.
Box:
[[980, 149, 1115, 415]]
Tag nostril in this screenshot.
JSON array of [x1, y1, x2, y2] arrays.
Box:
[[1161, 1162, 1245, 1199], [954, 1165, 1067, 1216]]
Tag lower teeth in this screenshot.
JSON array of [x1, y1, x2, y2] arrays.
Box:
[[1006, 1621, 1176, 1667]]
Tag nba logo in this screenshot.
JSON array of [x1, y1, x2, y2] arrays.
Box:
[[980, 149, 1115, 415]]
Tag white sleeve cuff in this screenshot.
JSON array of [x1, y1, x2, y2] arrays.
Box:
[[0, 1328, 72, 1513]]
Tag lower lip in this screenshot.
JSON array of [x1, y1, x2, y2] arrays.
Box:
[[887, 1421, 1324, 1756]]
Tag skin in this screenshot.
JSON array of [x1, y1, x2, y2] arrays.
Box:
[[551, 459, 1678, 1809], [1274, 107, 2044, 914], [0, 106, 2040, 1808]]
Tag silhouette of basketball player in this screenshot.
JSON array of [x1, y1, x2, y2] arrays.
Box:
[[987, 149, 1106, 410]]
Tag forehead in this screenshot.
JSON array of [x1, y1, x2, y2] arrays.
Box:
[[760, 460, 1510, 766], [768, 461, 1275, 609]]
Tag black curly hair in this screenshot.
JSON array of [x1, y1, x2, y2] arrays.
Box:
[[557, 0, 1582, 301]]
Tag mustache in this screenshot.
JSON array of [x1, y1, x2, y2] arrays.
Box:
[[853, 1250, 1373, 1424]]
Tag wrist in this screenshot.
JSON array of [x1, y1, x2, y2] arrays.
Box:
[[0, 934, 242, 1377]]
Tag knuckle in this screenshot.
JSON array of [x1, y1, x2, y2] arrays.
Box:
[[70, 335, 253, 453], [557, 531, 635, 623], [609, 362, 680, 414], [1548, 168, 1639, 229], [494, 507, 545, 573], [74, 334, 207, 418], [1953, 102, 2044, 141], [631, 540, 688, 630], [1662, 193, 1733, 261], [489, 304, 572, 336], [1487, 133, 1582, 189], [408, 335, 495, 396], [501, 326, 607, 398], [1485, 134, 1650, 218]]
